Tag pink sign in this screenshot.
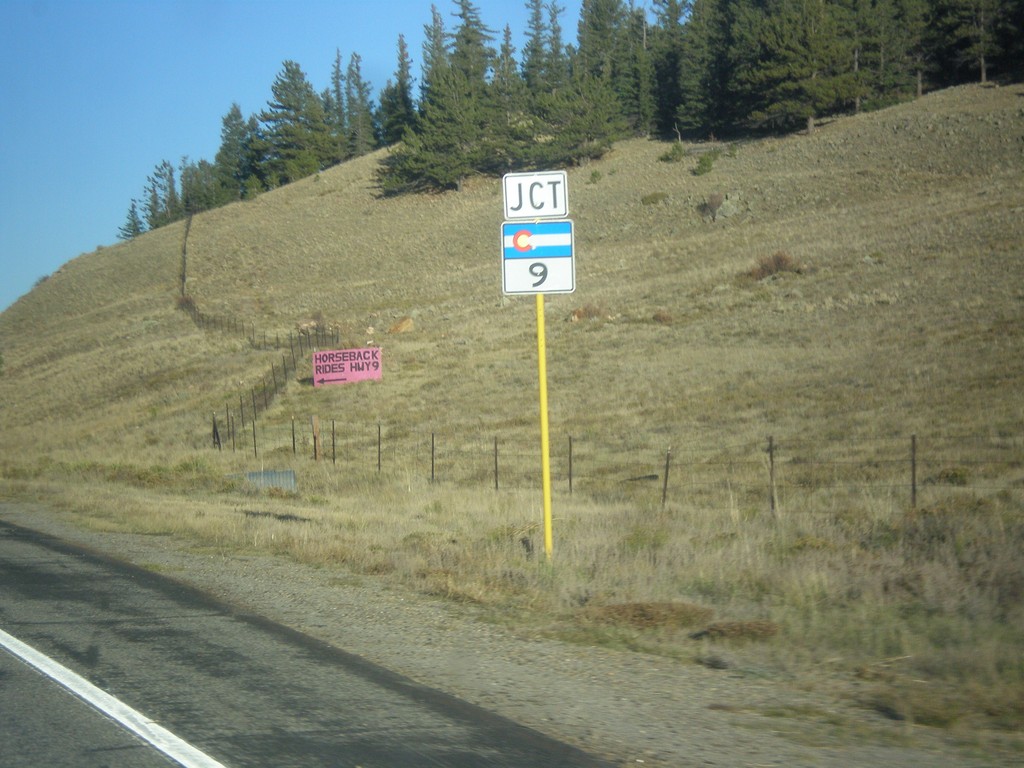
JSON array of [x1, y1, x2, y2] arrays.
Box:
[[312, 348, 382, 387]]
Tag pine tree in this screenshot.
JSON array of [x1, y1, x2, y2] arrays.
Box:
[[868, 0, 921, 103], [180, 157, 223, 214], [489, 25, 532, 170], [618, 5, 657, 135], [322, 49, 348, 164], [449, 0, 496, 93], [258, 60, 333, 185], [734, 0, 857, 133], [895, 0, 932, 97], [576, 0, 627, 81], [378, 34, 417, 145], [525, 1, 571, 96], [118, 199, 145, 240], [213, 103, 254, 201], [535, 71, 628, 167], [931, 0, 1004, 84], [674, 0, 725, 137], [143, 159, 181, 229], [522, 0, 551, 92], [345, 52, 377, 157], [420, 5, 449, 104], [378, 67, 481, 194], [650, 0, 691, 135]]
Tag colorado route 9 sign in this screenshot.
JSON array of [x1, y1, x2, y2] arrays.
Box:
[[500, 220, 576, 295]]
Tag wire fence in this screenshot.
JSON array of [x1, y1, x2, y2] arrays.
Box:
[[208, 415, 1023, 512]]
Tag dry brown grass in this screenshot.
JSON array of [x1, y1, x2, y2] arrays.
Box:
[[2, 84, 1023, 742]]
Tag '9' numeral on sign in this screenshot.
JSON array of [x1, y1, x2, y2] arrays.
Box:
[[529, 262, 548, 287]]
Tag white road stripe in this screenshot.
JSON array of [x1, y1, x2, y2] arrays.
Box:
[[0, 627, 228, 768]]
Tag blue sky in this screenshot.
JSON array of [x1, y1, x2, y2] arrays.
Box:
[[0, 0, 584, 312]]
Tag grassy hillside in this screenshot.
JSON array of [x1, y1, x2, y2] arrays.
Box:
[[2, 84, 1023, 743]]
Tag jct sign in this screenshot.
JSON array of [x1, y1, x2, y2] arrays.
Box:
[[502, 171, 568, 220], [312, 348, 381, 387]]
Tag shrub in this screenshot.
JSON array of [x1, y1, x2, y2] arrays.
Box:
[[641, 192, 669, 206], [568, 304, 609, 322], [659, 142, 688, 163], [693, 149, 721, 176], [589, 169, 603, 184], [706, 192, 725, 222], [748, 251, 802, 280], [583, 601, 714, 629]]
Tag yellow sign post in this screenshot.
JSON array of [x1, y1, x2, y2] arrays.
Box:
[[536, 294, 554, 559]]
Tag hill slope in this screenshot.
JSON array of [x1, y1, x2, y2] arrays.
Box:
[[2, 84, 1022, 463]]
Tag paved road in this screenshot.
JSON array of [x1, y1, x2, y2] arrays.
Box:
[[0, 519, 611, 767]]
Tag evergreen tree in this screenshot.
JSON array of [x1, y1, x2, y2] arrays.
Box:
[[143, 159, 181, 229], [534, 71, 628, 166], [180, 157, 223, 214], [345, 52, 377, 157], [378, 67, 482, 193], [996, 0, 1023, 81], [619, 4, 657, 134], [489, 24, 532, 170], [650, 0, 691, 135], [545, 1, 571, 91], [930, 0, 1004, 84], [378, 34, 418, 145], [213, 103, 256, 201], [449, 0, 496, 93], [733, 0, 857, 133], [525, 1, 571, 95], [522, 0, 551, 92], [675, 0, 727, 136], [576, 0, 627, 81], [896, 0, 933, 97], [420, 5, 449, 104], [835, 0, 878, 112], [258, 60, 333, 185], [866, 0, 920, 104], [118, 199, 145, 240], [322, 49, 348, 164]]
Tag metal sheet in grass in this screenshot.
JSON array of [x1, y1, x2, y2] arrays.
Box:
[[228, 470, 297, 492]]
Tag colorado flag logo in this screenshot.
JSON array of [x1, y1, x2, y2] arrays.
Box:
[[502, 220, 573, 259], [500, 219, 575, 294]]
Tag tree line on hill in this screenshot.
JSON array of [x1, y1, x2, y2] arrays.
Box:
[[119, 0, 1022, 240]]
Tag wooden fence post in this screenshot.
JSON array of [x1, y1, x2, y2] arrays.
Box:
[[568, 436, 574, 495], [331, 419, 336, 465], [768, 435, 778, 518], [291, 417, 296, 455], [377, 423, 382, 472], [661, 448, 672, 509], [311, 415, 320, 461], [911, 434, 918, 509], [251, 420, 258, 458], [494, 437, 499, 491]]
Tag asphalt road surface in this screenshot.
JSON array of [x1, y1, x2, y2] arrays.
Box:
[[0, 519, 611, 768]]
